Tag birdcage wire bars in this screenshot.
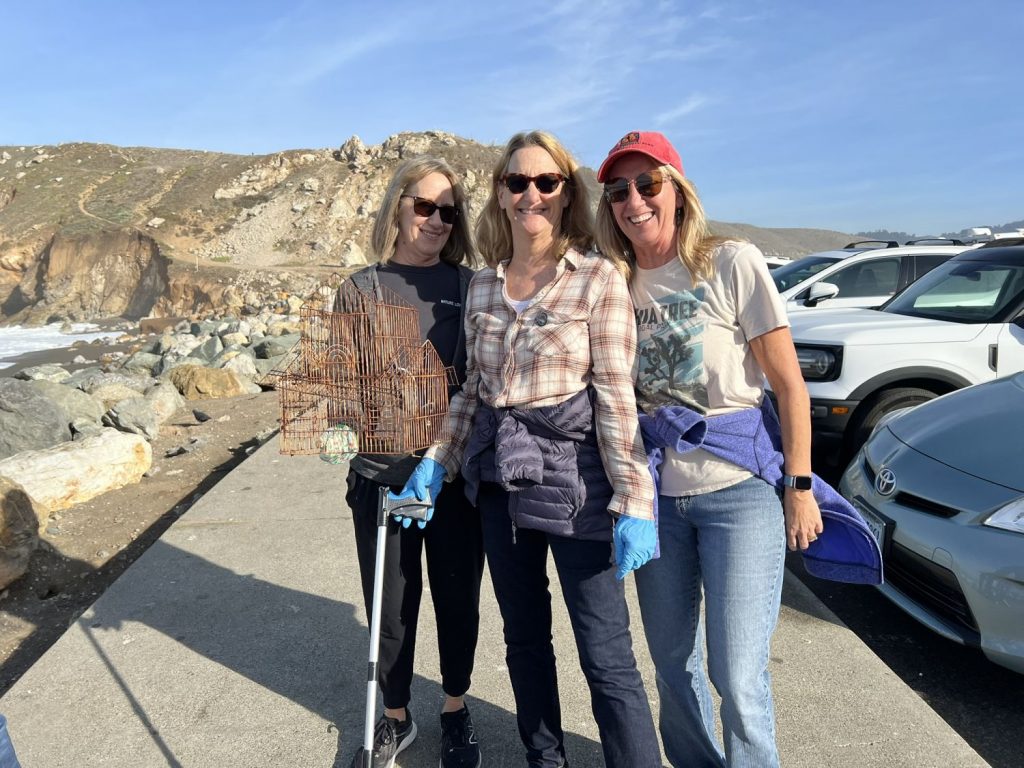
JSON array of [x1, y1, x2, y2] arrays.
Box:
[[275, 281, 456, 456]]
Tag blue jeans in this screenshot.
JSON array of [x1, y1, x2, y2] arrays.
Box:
[[478, 483, 661, 768], [634, 476, 785, 768]]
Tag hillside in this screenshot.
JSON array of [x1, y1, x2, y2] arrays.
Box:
[[0, 134, 853, 325]]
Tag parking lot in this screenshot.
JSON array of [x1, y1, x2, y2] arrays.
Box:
[[811, 461, 1023, 768]]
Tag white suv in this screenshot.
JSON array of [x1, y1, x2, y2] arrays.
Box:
[[771, 240, 969, 314], [785, 245, 1024, 463]]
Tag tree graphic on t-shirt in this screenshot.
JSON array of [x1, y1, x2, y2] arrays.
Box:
[[636, 287, 708, 410], [643, 329, 694, 392]]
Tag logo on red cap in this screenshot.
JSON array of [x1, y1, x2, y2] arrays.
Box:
[[615, 132, 641, 149]]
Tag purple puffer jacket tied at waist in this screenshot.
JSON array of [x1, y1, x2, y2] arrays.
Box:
[[639, 398, 883, 585], [461, 388, 616, 542]]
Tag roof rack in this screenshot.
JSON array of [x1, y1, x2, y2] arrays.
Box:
[[904, 238, 965, 246], [843, 240, 899, 249]]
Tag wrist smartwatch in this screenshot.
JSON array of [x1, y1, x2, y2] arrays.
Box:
[[782, 474, 813, 491]]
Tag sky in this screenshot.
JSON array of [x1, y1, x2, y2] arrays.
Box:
[[2, 0, 1022, 236]]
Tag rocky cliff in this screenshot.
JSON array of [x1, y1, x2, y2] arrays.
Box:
[[0, 133, 854, 325]]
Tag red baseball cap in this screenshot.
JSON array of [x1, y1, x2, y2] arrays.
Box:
[[596, 131, 684, 182]]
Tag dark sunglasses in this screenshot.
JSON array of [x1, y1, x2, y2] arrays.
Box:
[[501, 173, 566, 195], [603, 169, 669, 204], [401, 194, 459, 224]]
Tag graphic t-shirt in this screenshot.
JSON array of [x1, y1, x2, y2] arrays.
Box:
[[630, 241, 788, 495], [376, 261, 462, 371]]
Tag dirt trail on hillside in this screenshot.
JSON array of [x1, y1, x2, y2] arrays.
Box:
[[76, 174, 119, 227]]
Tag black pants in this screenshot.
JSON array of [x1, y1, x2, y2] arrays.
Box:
[[347, 470, 484, 709], [478, 482, 661, 768]]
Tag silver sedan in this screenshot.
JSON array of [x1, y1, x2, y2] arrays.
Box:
[[839, 372, 1024, 674]]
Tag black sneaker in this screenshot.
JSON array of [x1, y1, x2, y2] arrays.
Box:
[[439, 705, 481, 768], [350, 711, 417, 768]]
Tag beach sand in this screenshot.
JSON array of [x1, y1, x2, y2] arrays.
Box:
[[0, 342, 283, 697]]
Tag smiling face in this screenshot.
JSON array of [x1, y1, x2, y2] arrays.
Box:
[[392, 171, 454, 266], [606, 153, 682, 267], [498, 146, 570, 246]]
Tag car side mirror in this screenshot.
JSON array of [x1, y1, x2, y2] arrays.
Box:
[[805, 282, 839, 306]]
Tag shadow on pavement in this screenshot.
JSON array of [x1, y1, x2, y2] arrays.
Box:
[[83, 539, 605, 767]]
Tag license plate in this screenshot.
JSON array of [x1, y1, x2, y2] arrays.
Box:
[[855, 502, 886, 548]]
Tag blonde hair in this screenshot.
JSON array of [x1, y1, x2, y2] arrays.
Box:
[[595, 163, 730, 282], [370, 156, 477, 267], [475, 130, 603, 269]]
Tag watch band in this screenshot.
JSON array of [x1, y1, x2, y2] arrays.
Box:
[[783, 474, 813, 491]]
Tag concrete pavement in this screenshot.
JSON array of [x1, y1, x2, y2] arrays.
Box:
[[0, 437, 988, 767]]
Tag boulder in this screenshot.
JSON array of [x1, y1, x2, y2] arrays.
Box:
[[27, 380, 105, 425], [0, 379, 72, 460], [254, 355, 287, 378], [253, 334, 298, 359], [0, 476, 45, 589], [220, 331, 249, 347], [70, 419, 105, 440], [187, 335, 224, 364], [144, 381, 186, 424], [163, 333, 203, 357], [119, 351, 162, 375], [103, 397, 160, 439], [266, 321, 301, 337], [221, 352, 259, 378], [69, 370, 154, 395], [90, 383, 145, 411], [13, 363, 71, 383], [166, 365, 258, 400], [0, 429, 152, 514], [139, 316, 187, 335], [153, 351, 193, 376], [102, 379, 185, 440]]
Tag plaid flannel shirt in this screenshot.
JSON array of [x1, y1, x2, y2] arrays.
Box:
[[425, 248, 655, 520]]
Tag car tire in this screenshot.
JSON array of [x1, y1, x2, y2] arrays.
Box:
[[845, 387, 938, 464]]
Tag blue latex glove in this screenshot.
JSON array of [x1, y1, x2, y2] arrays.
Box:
[[389, 458, 446, 529], [613, 516, 657, 580]]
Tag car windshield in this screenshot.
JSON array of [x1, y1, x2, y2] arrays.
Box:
[[771, 255, 844, 292], [883, 260, 1024, 322]]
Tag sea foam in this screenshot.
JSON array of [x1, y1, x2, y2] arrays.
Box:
[[0, 323, 118, 370]]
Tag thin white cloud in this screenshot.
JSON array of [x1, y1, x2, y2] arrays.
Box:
[[652, 38, 732, 61], [655, 94, 710, 126], [287, 29, 402, 86]]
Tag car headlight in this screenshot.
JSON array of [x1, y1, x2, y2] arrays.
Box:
[[795, 345, 843, 382], [985, 497, 1024, 534]]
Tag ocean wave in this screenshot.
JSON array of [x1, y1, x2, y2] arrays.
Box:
[[0, 323, 119, 370]]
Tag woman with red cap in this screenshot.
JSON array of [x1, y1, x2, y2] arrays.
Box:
[[594, 131, 823, 768]]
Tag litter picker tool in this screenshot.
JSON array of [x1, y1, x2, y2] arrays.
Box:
[[357, 488, 432, 767]]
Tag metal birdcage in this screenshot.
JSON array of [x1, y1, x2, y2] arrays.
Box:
[[275, 280, 456, 457]]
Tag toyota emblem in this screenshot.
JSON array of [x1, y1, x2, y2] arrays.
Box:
[[875, 468, 897, 497]]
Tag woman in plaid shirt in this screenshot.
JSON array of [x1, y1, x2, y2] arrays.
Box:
[[400, 131, 661, 768]]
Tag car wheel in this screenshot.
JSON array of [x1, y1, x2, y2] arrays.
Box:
[[844, 387, 938, 463]]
